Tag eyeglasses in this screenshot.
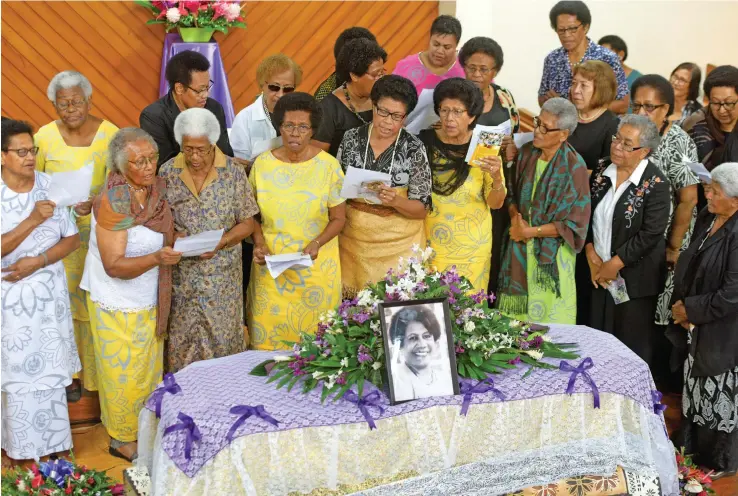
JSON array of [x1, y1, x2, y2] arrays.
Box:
[[182, 146, 213, 157], [465, 65, 495, 76], [375, 106, 406, 122], [281, 123, 312, 135], [631, 103, 667, 113], [709, 101, 738, 111], [670, 75, 689, 86], [556, 23, 582, 36], [611, 135, 644, 153], [187, 80, 215, 96], [3, 147, 39, 157], [533, 116, 561, 134], [266, 83, 296, 94], [56, 99, 86, 111], [365, 69, 386, 80], [439, 107, 468, 119], [128, 154, 159, 170]]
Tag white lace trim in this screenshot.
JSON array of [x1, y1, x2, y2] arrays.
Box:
[[88, 296, 156, 314]]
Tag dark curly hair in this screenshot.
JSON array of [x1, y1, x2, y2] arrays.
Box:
[[433, 78, 484, 125], [272, 92, 322, 131], [631, 74, 675, 118], [333, 27, 377, 61], [704, 65, 738, 100], [671, 63, 702, 102], [458, 36, 504, 72], [549, 1, 591, 29], [597, 35, 627, 61], [336, 39, 387, 86], [430, 15, 462, 43], [389, 305, 441, 347], [165, 50, 211, 91], [370, 75, 418, 115], [1, 119, 34, 151]]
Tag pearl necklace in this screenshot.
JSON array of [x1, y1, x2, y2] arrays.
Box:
[[577, 107, 606, 123]]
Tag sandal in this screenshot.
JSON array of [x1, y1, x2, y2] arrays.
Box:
[[109, 439, 138, 463]]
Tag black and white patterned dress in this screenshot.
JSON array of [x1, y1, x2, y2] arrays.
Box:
[[653, 125, 700, 325]]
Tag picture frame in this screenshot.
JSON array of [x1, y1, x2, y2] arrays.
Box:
[[379, 297, 460, 405]]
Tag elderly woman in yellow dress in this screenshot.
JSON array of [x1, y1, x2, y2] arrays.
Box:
[[35, 70, 118, 400], [80, 128, 181, 462], [248, 93, 345, 350], [418, 78, 506, 290], [159, 108, 259, 372]]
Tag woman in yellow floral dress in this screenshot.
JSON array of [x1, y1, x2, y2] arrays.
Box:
[[419, 78, 507, 291], [248, 93, 345, 350], [35, 71, 118, 398]]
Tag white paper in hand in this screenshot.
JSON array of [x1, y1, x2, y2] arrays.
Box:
[[465, 121, 512, 164], [265, 253, 313, 279], [687, 162, 711, 183], [405, 89, 438, 135], [513, 132, 534, 148], [173, 229, 225, 257], [340, 166, 392, 204], [47, 163, 94, 208]]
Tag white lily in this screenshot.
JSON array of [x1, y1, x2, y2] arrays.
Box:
[[684, 480, 703, 493]]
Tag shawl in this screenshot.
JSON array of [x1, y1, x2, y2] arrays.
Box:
[[418, 129, 471, 196], [684, 108, 728, 170], [92, 172, 174, 337], [498, 142, 591, 315]]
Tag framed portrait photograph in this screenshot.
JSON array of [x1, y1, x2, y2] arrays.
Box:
[[379, 298, 460, 405]]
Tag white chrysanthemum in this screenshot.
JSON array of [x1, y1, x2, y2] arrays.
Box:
[[166, 7, 181, 23], [372, 361, 382, 370], [464, 321, 476, 333], [524, 349, 543, 360]]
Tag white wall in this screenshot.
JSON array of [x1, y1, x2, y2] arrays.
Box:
[[456, 0, 738, 112]]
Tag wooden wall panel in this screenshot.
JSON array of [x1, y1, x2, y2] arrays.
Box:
[[1, 1, 438, 129]]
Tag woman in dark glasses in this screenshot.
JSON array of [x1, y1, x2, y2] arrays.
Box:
[[231, 54, 303, 165]]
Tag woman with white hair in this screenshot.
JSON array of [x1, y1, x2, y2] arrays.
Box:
[[80, 127, 180, 461], [670, 162, 738, 478], [34, 70, 118, 401], [498, 97, 591, 324], [585, 115, 671, 366], [158, 108, 259, 372]]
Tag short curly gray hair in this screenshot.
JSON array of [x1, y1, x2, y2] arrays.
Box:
[[541, 97, 578, 135], [711, 162, 738, 198], [173, 108, 220, 146], [618, 115, 661, 154], [47, 71, 93, 103], [107, 128, 158, 175]]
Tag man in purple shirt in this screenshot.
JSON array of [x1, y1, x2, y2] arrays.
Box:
[[538, 1, 630, 114]]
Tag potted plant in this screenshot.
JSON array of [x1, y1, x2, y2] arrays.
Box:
[[136, 1, 246, 43]]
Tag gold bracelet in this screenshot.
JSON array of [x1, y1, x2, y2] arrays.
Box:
[[491, 181, 505, 192], [310, 239, 320, 248]]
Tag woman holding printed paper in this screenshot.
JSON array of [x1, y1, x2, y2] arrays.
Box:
[[419, 78, 506, 291], [337, 75, 432, 296], [159, 108, 259, 372], [35, 71, 118, 400], [248, 93, 345, 351]]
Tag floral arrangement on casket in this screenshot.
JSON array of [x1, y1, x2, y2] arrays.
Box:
[[0, 457, 124, 496], [251, 245, 578, 401], [676, 448, 716, 495], [135, 1, 246, 34]]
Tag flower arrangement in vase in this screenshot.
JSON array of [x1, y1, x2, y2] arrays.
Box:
[[135, 1, 246, 42]]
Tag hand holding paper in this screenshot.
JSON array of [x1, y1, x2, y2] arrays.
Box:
[[340, 166, 392, 204], [173, 229, 225, 257], [47, 163, 94, 208], [686, 162, 711, 183], [265, 253, 314, 279]]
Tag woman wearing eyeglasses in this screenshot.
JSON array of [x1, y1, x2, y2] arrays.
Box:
[[2, 120, 81, 464], [231, 54, 302, 165], [498, 97, 590, 325], [247, 93, 345, 350], [158, 109, 259, 372], [585, 115, 670, 366], [418, 78, 506, 291], [34, 71, 118, 402], [140, 50, 233, 169], [80, 128, 181, 462], [314, 38, 387, 156], [668, 63, 703, 126], [337, 75, 431, 296]]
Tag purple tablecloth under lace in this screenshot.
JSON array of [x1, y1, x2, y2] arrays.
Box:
[[143, 324, 670, 481]]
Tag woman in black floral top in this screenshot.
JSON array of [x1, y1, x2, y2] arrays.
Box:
[[336, 75, 432, 295]]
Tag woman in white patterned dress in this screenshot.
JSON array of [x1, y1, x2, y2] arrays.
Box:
[[1, 120, 81, 463]]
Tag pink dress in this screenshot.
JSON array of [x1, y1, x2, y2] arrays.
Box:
[[393, 53, 466, 94]]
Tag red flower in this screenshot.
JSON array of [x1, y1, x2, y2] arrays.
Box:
[[79, 466, 88, 473], [41, 489, 53, 496], [31, 473, 43, 489], [30, 463, 40, 475], [180, 1, 201, 12], [73, 473, 81, 480], [87, 477, 95, 485], [111, 483, 125, 495], [65, 482, 73, 495]]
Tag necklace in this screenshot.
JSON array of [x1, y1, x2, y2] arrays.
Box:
[[343, 83, 369, 124], [578, 107, 606, 123], [262, 94, 271, 117], [127, 182, 146, 193]]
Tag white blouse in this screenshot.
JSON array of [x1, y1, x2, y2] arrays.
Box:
[[230, 94, 280, 161], [80, 214, 163, 312]]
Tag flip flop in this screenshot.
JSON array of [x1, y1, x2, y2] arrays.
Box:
[[109, 440, 138, 463]]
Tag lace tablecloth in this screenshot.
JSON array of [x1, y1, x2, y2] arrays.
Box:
[[137, 324, 679, 495]]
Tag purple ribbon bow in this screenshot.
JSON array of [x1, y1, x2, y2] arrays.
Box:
[[150, 373, 181, 419], [39, 458, 74, 487], [459, 377, 506, 416], [164, 412, 201, 460], [652, 390, 668, 415], [343, 390, 385, 430], [226, 404, 280, 442], [559, 357, 600, 408]]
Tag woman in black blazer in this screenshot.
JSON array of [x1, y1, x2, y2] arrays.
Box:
[[584, 115, 671, 366], [670, 162, 738, 478]]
